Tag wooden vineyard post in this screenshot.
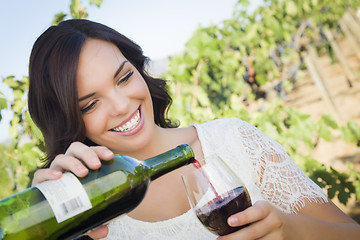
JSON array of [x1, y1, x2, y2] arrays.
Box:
[[323, 28, 356, 87], [342, 12, 360, 43], [339, 18, 360, 60], [347, 8, 360, 27], [303, 48, 344, 124]]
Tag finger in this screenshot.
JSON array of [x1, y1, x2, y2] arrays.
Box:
[[228, 211, 283, 240], [89, 145, 115, 161], [66, 142, 114, 169], [219, 217, 271, 240], [32, 168, 63, 186], [50, 154, 89, 177], [228, 200, 271, 227], [87, 225, 109, 239], [238, 216, 272, 239]]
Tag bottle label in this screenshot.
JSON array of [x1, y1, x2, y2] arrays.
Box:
[[35, 172, 92, 223]]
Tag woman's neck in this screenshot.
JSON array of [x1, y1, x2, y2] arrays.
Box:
[[112, 126, 180, 160]]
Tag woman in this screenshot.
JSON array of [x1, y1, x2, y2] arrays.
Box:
[[29, 19, 360, 239]]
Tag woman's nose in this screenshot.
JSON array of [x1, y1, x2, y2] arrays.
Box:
[[107, 89, 130, 116]]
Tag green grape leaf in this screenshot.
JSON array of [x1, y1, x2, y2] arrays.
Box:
[[319, 121, 332, 141], [0, 97, 7, 110], [52, 12, 67, 26], [337, 189, 350, 205], [341, 126, 356, 143], [327, 186, 337, 199], [0, 168, 14, 198], [347, 121, 360, 139], [3, 76, 16, 88], [305, 158, 324, 172], [355, 181, 360, 199], [89, 0, 103, 7], [196, 87, 211, 107], [321, 114, 339, 129]]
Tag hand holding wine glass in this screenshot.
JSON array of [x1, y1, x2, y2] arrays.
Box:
[[182, 155, 252, 236]]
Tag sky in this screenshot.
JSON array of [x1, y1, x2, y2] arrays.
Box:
[[0, 0, 261, 143]]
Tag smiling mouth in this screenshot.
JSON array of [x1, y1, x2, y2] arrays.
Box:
[[110, 109, 141, 132]]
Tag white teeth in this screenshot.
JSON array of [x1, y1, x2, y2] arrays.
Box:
[[112, 110, 140, 132]]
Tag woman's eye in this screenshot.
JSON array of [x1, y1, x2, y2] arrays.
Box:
[[81, 100, 98, 114], [117, 71, 134, 86]]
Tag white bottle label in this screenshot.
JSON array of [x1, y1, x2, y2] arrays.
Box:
[[35, 172, 92, 223]]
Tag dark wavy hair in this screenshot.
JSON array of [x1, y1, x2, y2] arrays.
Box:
[[28, 19, 178, 167]]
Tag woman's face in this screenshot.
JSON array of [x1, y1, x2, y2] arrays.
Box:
[[76, 38, 155, 154]]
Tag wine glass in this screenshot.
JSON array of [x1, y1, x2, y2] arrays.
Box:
[[181, 154, 252, 236]]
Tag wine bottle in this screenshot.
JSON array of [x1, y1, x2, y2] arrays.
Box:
[[0, 144, 194, 240]]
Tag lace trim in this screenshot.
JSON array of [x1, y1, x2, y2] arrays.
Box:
[[236, 119, 328, 213]]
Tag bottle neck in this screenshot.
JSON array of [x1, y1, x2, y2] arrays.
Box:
[[144, 144, 195, 181]]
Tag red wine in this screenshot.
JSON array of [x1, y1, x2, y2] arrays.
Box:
[[195, 186, 252, 236], [192, 159, 221, 200], [192, 159, 202, 169]]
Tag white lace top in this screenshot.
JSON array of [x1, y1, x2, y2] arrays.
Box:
[[104, 118, 328, 239]]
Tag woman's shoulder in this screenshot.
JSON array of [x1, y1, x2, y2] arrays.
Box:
[[192, 117, 251, 150], [193, 117, 260, 138], [194, 117, 248, 129]]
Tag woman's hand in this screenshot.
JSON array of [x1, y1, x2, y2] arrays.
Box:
[[85, 225, 110, 240], [31, 141, 114, 239], [219, 198, 360, 240], [32, 142, 114, 185], [218, 200, 290, 240]]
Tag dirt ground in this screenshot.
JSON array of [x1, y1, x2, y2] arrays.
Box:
[[284, 36, 360, 221]]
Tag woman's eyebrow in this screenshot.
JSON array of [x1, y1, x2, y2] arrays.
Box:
[[78, 61, 128, 102], [113, 60, 128, 79], [79, 92, 96, 102]]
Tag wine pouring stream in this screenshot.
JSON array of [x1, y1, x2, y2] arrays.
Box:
[[183, 155, 252, 236]]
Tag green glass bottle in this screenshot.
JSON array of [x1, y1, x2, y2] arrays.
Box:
[[0, 144, 194, 240]]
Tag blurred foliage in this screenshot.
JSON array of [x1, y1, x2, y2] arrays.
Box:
[[1, 0, 360, 209], [166, 0, 360, 206], [52, 0, 103, 25]]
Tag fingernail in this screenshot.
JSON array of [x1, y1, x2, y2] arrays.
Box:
[[91, 157, 100, 166], [75, 163, 87, 173], [104, 149, 113, 157], [51, 170, 62, 177], [228, 216, 236, 226]]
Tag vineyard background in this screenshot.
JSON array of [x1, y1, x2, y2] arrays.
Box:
[[1, 0, 360, 223], [283, 30, 360, 220]]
